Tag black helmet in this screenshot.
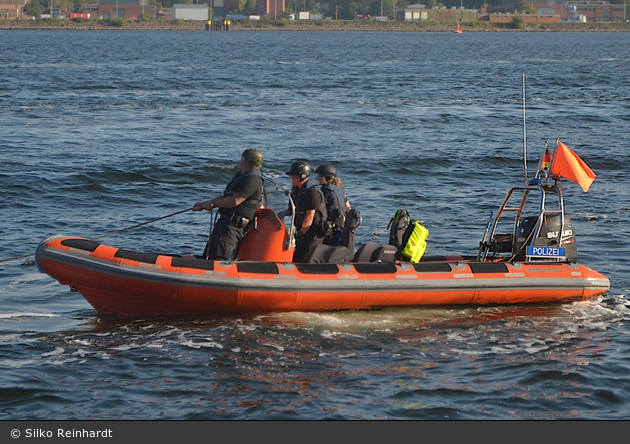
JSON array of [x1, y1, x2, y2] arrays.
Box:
[[285, 161, 311, 181], [315, 164, 337, 180], [241, 149, 263, 168]]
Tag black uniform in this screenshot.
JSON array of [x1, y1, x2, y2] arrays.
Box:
[[204, 170, 264, 261], [291, 181, 328, 263], [321, 183, 349, 246]]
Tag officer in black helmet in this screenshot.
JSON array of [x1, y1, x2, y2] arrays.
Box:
[[284, 161, 328, 263], [193, 149, 264, 260]]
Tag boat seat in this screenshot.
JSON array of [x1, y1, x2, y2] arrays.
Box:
[[491, 233, 514, 253], [236, 208, 293, 262], [302, 209, 361, 264], [352, 242, 397, 263]]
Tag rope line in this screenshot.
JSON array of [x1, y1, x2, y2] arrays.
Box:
[[0, 208, 193, 264], [4, 177, 291, 264], [90, 208, 192, 240]]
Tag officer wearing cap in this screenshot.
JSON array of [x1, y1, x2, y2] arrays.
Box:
[[284, 161, 328, 263], [193, 149, 264, 260]]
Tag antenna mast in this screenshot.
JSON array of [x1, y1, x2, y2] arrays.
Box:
[[522, 72, 528, 183]]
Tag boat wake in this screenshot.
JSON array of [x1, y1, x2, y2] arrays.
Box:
[[0, 312, 59, 319]]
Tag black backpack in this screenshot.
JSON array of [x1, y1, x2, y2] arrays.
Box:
[[388, 209, 412, 250], [321, 185, 346, 228], [313, 185, 329, 235], [321, 185, 347, 245]]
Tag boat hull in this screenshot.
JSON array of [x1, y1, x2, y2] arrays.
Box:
[[35, 235, 610, 315]]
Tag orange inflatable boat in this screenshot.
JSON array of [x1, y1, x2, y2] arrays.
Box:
[[35, 179, 610, 315]]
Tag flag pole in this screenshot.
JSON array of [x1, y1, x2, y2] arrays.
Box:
[[522, 72, 528, 184], [549, 137, 560, 181]]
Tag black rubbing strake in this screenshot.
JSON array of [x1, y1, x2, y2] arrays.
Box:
[[295, 264, 340, 275], [353, 263, 398, 274], [468, 262, 510, 274], [61, 239, 100, 252], [412, 263, 453, 273], [171, 257, 215, 271], [114, 249, 159, 264], [237, 262, 279, 274]]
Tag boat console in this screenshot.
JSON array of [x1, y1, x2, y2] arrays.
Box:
[[478, 181, 577, 263]]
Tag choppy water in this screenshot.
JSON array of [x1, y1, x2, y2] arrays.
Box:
[[1, 30, 630, 420]]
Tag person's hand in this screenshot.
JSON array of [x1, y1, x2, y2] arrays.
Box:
[[193, 200, 214, 211]]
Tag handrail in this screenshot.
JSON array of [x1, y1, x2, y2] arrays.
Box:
[[479, 183, 568, 263]]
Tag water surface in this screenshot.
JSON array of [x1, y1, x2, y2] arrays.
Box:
[[1, 30, 629, 419]]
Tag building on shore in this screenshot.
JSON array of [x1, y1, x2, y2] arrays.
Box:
[[562, 1, 626, 22], [220, 0, 239, 18], [171, 4, 209, 20], [39, 7, 69, 19], [84, 0, 157, 20], [192, 0, 225, 19], [1, 0, 26, 19], [479, 12, 561, 23], [485, 1, 626, 22], [396, 5, 479, 22], [256, 0, 285, 19]]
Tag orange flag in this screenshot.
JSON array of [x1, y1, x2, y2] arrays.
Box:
[[550, 141, 596, 192]]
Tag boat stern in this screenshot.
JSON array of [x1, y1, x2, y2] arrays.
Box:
[[581, 265, 611, 300]]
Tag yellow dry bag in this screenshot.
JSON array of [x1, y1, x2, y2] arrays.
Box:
[[400, 221, 429, 263]]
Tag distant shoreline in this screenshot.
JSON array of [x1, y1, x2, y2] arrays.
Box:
[[1, 18, 629, 32]]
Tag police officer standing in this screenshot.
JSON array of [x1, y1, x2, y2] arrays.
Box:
[[193, 149, 264, 260], [315, 164, 351, 246], [284, 161, 328, 263]]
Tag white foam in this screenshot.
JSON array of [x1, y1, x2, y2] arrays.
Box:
[[42, 347, 64, 357], [110, 344, 141, 351], [181, 340, 223, 349], [74, 349, 93, 358], [9, 272, 51, 285], [524, 345, 551, 354], [263, 343, 284, 352], [0, 358, 41, 368], [0, 334, 39, 345], [320, 329, 366, 340], [0, 312, 59, 319]]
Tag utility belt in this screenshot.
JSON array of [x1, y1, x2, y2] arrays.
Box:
[[218, 208, 251, 229], [229, 213, 251, 230]]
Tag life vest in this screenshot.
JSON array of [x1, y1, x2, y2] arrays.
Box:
[[219, 169, 264, 220], [294, 181, 328, 234], [321, 183, 347, 228]]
